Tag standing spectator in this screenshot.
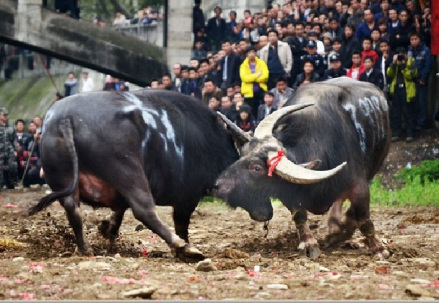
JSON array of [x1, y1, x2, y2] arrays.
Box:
[[375, 38, 393, 94], [33, 116, 42, 135], [308, 30, 325, 55], [80, 71, 94, 92], [346, 0, 364, 29], [23, 121, 44, 188], [239, 46, 269, 119], [225, 10, 240, 42], [202, 78, 222, 106], [192, 0, 205, 35], [407, 32, 432, 129], [219, 39, 241, 93], [371, 28, 381, 51], [14, 119, 32, 181], [293, 58, 320, 90], [377, 18, 389, 40], [389, 10, 414, 51], [172, 63, 183, 93], [269, 76, 294, 109], [288, 21, 308, 85], [340, 24, 361, 69], [192, 39, 207, 61], [324, 54, 347, 79], [328, 17, 343, 39], [301, 40, 326, 78], [374, 0, 390, 21], [161, 74, 174, 91], [206, 6, 226, 51], [387, 47, 417, 142], [179, 66, 190, 95], [0, 108, 16, 190], [359, 55, 384, 90], [361, 37, 379, 64], [113, 12, 127, 25], [187, 67, 202, 100], [356, 9, 377, 43], [327, 37, 343, 61], [347, 51, 365, 79], [64, 71, 78, 97], [259, 29, 293, 90], [257, 91, 278, 123]]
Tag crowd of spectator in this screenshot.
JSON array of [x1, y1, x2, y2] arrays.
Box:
[[166, 0, 433, 143]]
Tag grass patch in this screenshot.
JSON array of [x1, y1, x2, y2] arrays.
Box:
[[371, 175, 439, 207]]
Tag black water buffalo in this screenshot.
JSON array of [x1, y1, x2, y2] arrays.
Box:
[[215, 77, 391, 258], [27, 89, 239, 261]]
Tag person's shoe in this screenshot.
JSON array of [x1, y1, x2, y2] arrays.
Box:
[[406, 136, 413, 142], [391, 136, 400, 142]]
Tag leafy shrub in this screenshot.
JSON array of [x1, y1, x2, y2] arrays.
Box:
[[396, 160, 439, 183]]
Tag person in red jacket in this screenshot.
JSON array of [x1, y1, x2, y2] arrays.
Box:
[[346, 51, 366, 80], [361, 37, 378, 65]]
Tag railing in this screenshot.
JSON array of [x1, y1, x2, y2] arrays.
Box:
[[112, 21, 163, 47], [0, 53, 82, 80]]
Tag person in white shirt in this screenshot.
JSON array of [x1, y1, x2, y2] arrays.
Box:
[[81, 71, 95, 92]]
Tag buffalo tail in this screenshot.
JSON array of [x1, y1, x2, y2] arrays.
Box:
[[27, 118, 79, 216]]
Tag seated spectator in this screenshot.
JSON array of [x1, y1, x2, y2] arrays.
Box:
[[232, 92, 245, 112], [359, 55, 384, 90], [202, 78, 222, 106], [240, 45, 269, 119], [150, 78, 159, 88], [187, 67, 202, 99], [235, 104, 256, 136], [347, 51, 365, 80], [324, 54, 347, 80], [327, 37, 342, 62], [64, 71, 78, 96], [377, 17, 389, 40], [192, 39, 207, 61], [322, 32, 333, 57], [293, 58, 320, 90], [257, 91, 277, 123], [161, 74, 174, 91], [219, 95, 237, 121], [361, 37, 379, 65], [269, 76, 294, 108], [208, 96, 221, 111]]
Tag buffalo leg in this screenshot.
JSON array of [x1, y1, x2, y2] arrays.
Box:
[[292, 208, 320, 259], [325, 199, 358, 247], [345, 182, 389, 258], [99, 208, 127, 243], [118, 176, 204, 262], [60, 196, 92, 255], [173, 201, 198, 243], [327, 199, 343, 235]]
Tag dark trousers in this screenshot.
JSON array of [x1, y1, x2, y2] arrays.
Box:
[[415, 82, 428, 128], [244, 90, 264, 122], [391, 87, 415, 137]]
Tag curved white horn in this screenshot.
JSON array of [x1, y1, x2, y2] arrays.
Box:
[[216, 111, 251, 144], [254, 103, 314, 139], [267, 150, 347, 184]]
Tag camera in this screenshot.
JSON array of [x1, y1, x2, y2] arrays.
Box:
[[397, 54, 405, 61]]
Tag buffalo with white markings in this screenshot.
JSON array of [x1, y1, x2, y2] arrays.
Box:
[[28, 89, 239, 261], [215, 77, 391, 258]]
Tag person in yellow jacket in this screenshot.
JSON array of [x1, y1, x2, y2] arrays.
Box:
[[240, 46, 269, 120], [387, 47, 417, 143]]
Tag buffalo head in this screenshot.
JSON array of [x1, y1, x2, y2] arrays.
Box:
[[215, 104, 347, 222]]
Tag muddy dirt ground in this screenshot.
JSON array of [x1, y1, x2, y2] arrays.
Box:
[[0, 130, 439, 300]]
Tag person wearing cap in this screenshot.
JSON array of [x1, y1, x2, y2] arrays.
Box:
[[0, 108, 17, 190], [323, 54, 347, 80], [359, 55, 384, 90], [300, 40, 326, 78], [387, 46, 417, 143], [259, 29, 293, 90], [206, 5, 226, 52], [239, 45, 269, 119], [307, 30, 325, 56]]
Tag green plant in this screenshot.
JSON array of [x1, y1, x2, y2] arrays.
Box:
[[396, 160, 439, 184]]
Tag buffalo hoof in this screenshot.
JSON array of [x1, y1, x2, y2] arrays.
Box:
[[175, 244, 205, 263], [362, 237, 390, 259], [98, 220, 111, 239], [298, 240, 320, 259], [74, 246, 94, 257]]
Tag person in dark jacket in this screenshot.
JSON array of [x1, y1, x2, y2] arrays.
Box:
[[359, 55, 384, 90], [206, 6, 226, 51], [375, 38, 394, 94], [192, 0, 205, 35], [287, 21, 308, 85], [340, 24, 362, 69], [300, 40, 326, 78], [407, 31, 433, 129], [218, 39, 241, 92], [324, 54, 347, 80], [293, 57, 320, 91]]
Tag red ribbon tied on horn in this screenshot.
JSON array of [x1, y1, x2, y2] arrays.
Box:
[[267, 150, 285, 177]]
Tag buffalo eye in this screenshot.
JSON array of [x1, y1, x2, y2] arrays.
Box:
[[249, 162, 265, 175]]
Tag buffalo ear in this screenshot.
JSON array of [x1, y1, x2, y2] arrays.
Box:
[[299, 160, 322, 170]]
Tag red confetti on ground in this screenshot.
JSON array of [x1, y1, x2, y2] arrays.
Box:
[[188, 275, 201, 283], [14, 279, 27, 284], [428, 281, 439, 288], [378, 284, 394, 290], [40, 285, 51, 289], [138, 270, 148, 276], [142, 248, 147, 257], [2, 204, 18, 208], [102, 276, 137, 284], [374, 266, 388, 275]]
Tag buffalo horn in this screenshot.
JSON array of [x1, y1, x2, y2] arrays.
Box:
[[216, 111, 251, 144], [267, 150, 347, 184], [254, 103, 314, 139]]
